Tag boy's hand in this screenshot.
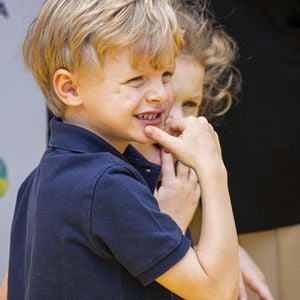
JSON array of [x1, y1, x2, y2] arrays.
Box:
[[145, 116, 224, 173], [155, 152, 200, 233]]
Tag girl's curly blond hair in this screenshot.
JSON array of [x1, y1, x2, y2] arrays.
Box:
[[174, 1, 241, 119]]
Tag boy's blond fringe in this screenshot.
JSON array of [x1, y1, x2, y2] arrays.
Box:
[[23, 0, 183, 117]]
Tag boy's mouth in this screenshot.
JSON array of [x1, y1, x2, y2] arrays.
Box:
[[134, 111, 164, 126], [134, 113, 161, 120]]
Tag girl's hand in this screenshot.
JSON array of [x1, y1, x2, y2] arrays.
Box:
[[239, 246, 274, 300], [155, 151, 200, 233]]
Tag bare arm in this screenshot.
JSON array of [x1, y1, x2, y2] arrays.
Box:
[[145, 116, 239, 300], [239, 246, 274, 300], [190, 215, 274, 300], [0, 272, 8, 300]]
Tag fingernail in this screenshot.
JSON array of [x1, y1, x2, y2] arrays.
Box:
[[145, 126, 153, 135]]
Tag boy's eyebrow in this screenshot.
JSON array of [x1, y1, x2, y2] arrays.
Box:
[[134, 62, 176, 72]]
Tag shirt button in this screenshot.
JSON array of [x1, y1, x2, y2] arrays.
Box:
[[144, 168, 152, 173]]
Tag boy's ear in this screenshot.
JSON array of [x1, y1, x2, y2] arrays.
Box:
[[53, 69, 82, 107]]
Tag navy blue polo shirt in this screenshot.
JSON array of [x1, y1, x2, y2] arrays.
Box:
[[8, 118, 190, 299]]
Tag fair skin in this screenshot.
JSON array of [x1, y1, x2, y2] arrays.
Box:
[[146, 116, 239, 300], [2, 125, 237, 299], [0, 52, 272, 300], [133, 54, 274, 300], [0, 272, 7, 300], [56, 48, 238, 299], [0, 49, 238, 300], [53, 48, 175, 153]]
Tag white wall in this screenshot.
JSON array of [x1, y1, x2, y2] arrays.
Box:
[[0, 0, 46, 279]]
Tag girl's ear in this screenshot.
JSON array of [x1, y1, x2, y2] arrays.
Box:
[[53, 69, 82, 107]]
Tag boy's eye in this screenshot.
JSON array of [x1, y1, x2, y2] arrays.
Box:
[[162, 71, 173, 83], [126, 76, 144, 86], [127, 76, 144, 83]]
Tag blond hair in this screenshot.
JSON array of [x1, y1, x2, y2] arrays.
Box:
[[23, 0, 183, 117], [174, 1, 241, 119]]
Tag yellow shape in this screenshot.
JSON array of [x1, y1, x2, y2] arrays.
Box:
[[0, 178, 9, 197]]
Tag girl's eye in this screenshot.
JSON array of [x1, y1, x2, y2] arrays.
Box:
[[182, 100, 200, 117], [183, 100, 198, 108], [162, 71, 174, 83]]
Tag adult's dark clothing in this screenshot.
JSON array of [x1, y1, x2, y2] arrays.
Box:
[[210, 0, 300, 233]]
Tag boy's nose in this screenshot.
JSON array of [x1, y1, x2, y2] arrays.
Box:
[[145, 81, 170, 105]]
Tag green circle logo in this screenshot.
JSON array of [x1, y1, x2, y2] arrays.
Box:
[[0, 158, 9, 197]]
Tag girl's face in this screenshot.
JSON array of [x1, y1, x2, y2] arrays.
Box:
[[169, 54, 205, 120]]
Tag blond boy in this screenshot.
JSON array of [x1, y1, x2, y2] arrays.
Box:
[[8, 1, 238, 299]]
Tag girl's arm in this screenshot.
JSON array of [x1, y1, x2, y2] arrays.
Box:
[[239, 246, 274, 300]]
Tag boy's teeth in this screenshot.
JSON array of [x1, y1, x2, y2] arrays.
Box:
[[138, 114, 158, 120]]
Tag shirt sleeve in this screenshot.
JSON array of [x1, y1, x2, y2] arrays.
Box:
[[90, 165, 191, 285]]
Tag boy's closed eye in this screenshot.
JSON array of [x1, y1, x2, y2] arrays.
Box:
[[125, 75, 145, 87], [125, 71, 174, 87]]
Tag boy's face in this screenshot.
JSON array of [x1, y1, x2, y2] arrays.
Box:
[[73, 48, 175, 152]]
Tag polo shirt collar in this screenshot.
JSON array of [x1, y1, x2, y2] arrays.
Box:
[[124, 145, 161, 193], [48, 118, 161, 193], [49, 118, 124, 159]]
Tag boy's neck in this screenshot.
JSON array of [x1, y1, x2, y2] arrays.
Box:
[[62, 115, 129, 154], [132, 142, 161, 165]]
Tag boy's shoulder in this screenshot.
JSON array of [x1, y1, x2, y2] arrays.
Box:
[[40, 118, 161, 194]]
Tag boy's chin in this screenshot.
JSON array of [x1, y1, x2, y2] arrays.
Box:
[[145, 144, 162, 165]]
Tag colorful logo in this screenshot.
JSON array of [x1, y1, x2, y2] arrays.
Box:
[[0, 158, 9, 197]]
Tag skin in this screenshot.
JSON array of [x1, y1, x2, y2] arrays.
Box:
[[134, 54, 204, 165], [0, 52, 273, 300], [53, 48, 175, 153], [133, 54, 274, 300], [0, 272, 7, 300], [57, 48, 240, 299], [146, 115, 239, 300], [1, 49, 177, 299]]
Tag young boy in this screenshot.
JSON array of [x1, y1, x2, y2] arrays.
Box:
[[8, 1, 238, 299]]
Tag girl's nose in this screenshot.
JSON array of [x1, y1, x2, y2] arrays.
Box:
[[169, 103, 184, 120]]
